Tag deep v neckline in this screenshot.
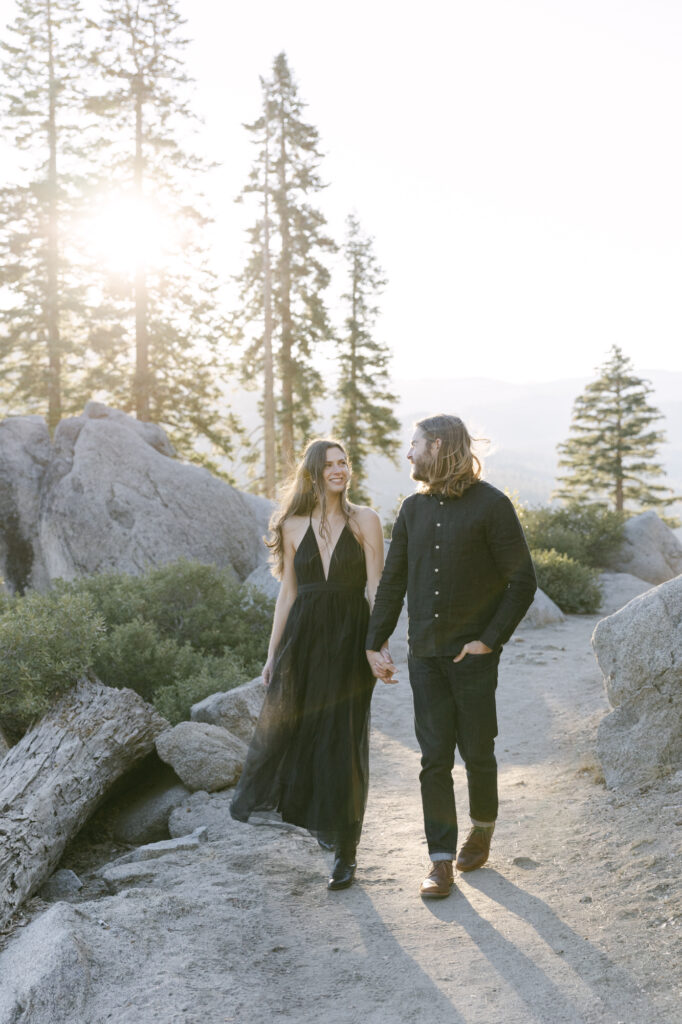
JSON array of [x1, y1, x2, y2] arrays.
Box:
[[307, 521, 347, 583]]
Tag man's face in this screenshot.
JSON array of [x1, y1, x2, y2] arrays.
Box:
[[407, 429, 435, 481]]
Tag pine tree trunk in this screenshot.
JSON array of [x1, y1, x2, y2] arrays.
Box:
[[133, 75, 150, 422], [277, 130, 294, 476], [45, 0, 62, 433], [262, 112, 276, 497]]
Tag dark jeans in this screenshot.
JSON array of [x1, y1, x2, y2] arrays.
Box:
[[408, 649, 500, 858]]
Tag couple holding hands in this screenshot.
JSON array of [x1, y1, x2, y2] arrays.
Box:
[[231, 414, 537, 898]]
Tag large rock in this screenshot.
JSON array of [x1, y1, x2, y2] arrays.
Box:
[[155, 721, 247, 792], [0, 415, 51, 592], [0, 678, 168, 930], [592, 575, 682, 788], [598, 571, 652, 616], [605, 510, 682, 584], [37, 402, 267, 581], [191, 676, 265, 744], [519, 587, 565, 628], [243, 562, 281, 601]]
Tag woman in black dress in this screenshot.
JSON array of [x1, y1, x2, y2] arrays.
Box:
[[230, 439, 387, 890]]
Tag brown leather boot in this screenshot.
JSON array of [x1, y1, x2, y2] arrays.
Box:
[[455, 825, 494, 872], [419, 860, 454, 898]]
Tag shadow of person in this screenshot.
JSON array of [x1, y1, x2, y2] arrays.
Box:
[[419, 867, 664, 1023]]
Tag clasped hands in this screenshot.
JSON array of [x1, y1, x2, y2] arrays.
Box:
[[366, 639, 493, 682]]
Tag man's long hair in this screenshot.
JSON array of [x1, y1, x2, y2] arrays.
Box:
[[266, 439, 353, 579], [415, 414, 482, 498]]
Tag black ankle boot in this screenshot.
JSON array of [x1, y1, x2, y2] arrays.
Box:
[[328, 854, 356, 891]]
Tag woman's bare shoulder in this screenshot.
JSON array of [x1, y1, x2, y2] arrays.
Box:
[[349, 505, 382, 536], [282, 514, 309, 545]]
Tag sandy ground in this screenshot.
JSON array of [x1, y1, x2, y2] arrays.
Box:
[[2, 611, 681, 1024]]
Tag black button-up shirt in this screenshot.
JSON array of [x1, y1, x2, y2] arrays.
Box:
[[366, 481, 537, 656]]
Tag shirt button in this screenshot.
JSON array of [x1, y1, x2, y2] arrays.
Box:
[[440, 501, 444, 505], [434, 568, 439, 572], [435, 545, 440, 549], [434, 613, 439, 618], [436, 523, 441, 527], [435, 590, 439, 595]]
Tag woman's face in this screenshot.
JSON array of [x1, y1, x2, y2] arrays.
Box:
[[321, 446, 350, 496]]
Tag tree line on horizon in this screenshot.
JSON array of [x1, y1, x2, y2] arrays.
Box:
[[0, 0, 399, 500]]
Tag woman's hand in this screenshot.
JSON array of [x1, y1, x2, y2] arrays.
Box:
[[262, 657, 275, 687]]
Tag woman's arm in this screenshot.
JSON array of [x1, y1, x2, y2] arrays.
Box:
[[262, 522, 299, 685], [354, 507, 385, 612]]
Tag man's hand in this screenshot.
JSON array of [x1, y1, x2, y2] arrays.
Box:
[[453, 640, 493, 663], [366, 643, 398, 683]]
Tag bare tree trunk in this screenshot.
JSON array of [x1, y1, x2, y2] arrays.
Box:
[[0, 678, 168, 930], [133, 75, 150, 421], [262, 103, 276, 498], [277, 125, 294, 477], [45, 0, 61, 433]]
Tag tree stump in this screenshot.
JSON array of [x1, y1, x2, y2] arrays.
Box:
[[0, 677, 169, 929]]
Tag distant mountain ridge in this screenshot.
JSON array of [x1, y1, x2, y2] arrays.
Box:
[[364, 371, 682, 518]]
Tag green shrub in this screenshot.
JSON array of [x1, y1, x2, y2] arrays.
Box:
[[56, 559, 273, 673], [152, 649, 250, 725], [531, 548, 602, 614], [0, 590, 104, 728], [1, 561, 274, 738], [522, 502, 624, 568]]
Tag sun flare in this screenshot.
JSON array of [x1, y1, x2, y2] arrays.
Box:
[[81, 195, 175, 274]]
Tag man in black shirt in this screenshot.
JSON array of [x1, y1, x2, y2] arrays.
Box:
[[366, 414, 536, 898]]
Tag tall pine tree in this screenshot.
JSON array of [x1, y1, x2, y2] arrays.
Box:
[[233, 53, 335, 489], [0, 0, 91, 430], [333, 214, 400, 503], [554, 345, 676, 515], [84, 0, 235, 463]]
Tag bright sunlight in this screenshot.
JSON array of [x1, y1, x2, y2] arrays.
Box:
[[80, 195, 176, 275]]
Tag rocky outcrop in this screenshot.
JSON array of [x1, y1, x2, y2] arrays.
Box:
[[155, 721, 247, 792], [243, 562, 281, 600], [605, 510, 682, 584], [0, 415, 51, 592], [191, 676, 265, 744], [0, 403, 272, 589], [592, 575, 682, 788], [38, 402, 267, 581], [0, 678, 169, 930]]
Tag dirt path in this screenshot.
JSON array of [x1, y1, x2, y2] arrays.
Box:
[[2, 613, 680, 1024]]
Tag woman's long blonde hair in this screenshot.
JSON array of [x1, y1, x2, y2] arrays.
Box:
[[415, 414, 483, 498], [266, 439, 353, 579]]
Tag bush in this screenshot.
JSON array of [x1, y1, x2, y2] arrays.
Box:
[[1, 561, 274, 738], [0, 590, 104, 730], [531, 548, 602, 614], [56, 559, 274, 672], [522, 502, 624, 568], [152, 649, 250, 725]]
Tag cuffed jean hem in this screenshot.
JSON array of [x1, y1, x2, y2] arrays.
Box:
[[429, 851, 454, 861]]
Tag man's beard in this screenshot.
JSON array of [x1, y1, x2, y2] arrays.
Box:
[[410, 454, 433, 482]]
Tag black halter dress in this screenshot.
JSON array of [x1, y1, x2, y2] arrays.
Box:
[[230, 519, 376, 850]]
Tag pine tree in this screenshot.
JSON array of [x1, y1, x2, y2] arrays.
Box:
[[333, 214, 400, 503], [84, 0, 235, 463], [554, 345, 676, 515], [233, 53, 336, 489], [0, 0, 91, 430]]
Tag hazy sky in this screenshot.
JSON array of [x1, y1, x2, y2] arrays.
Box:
[[177, 0, 682, 383], [2, 0, 680, 385]]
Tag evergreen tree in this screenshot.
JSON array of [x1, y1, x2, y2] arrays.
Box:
[[0, 0, 91, 430], [554, 345, 676, 516], [333, 214, 400, 503], [233, 53, 335, 489], [85, 0, 235, 463]]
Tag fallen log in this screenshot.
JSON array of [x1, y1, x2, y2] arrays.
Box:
[[0, 676, 169, 929]]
